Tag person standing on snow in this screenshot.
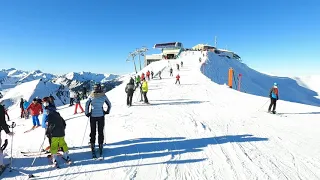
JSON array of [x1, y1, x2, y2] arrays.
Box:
[[158, 70, 162, 79], [0, 104, 14, 171], [141, 73, 145, 81], [170, 67, 173, 76], [46, 103, 71, 167], [23, 100, 30, 119], [151, 71, 154, 79], [69, 90, 75, 106], [146, 70, 151, 80], [42, 97, 57, 152], [19, 98, 24, 118], [181, 61, 183, 67], [125, 78, 135, 107], [141, 78, 149, 104], [74, 92, 84, 114], [135, 75, 141, 88], [268, 83, 279, 114], [85, 83, 111, 158], [175, 74, 180, 84], [27, 98, 43, 128]]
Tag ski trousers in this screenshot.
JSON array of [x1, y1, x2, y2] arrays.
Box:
[[0, 133, 3, 165], [32, 115, 40, 126], [51, 137, 68, 154], [268, 98, 277, 112], [90, 116, 105, 145]]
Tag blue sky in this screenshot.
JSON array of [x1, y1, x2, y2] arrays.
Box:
[[0, 0, 319, 76]]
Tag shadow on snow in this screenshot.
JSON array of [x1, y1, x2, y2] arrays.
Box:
[[2, 134, 268, 178]]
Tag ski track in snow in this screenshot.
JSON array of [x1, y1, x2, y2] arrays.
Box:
[[2, 51, 320, 180]]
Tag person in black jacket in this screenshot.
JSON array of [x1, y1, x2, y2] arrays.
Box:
[[0, 104, 14, 169], [46, 107, 71, 166], [19, 98, 24, 118], [125, 78, 135, 107]]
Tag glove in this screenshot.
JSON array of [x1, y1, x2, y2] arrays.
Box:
[[85, 113, 91, 117], [104, 110, 109, 115]]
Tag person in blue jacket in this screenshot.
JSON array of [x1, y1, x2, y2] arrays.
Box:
[[23, 100, 30, 119], [41, 97, 57, 152]]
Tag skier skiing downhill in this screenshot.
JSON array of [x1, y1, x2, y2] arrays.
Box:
[[268, 83, 279, 114], [0, 104, 14, 172], [85, 83, 111, 158], [125, 78, 135, 107], [46, 102, 71, 167]]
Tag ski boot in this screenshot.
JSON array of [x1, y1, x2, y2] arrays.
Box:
[[91, 143, 97, 159], [98, 144, 103, 156]]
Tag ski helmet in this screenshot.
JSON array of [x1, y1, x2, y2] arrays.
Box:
[[93, 83, 102, 92], [274, 82, 277, 86]]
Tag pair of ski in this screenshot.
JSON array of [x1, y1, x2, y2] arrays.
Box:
[[24, 126, 40, 133]]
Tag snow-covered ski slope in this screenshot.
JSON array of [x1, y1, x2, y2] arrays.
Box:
[[2, 51, 320, 180], [201, 51, 320, 106]]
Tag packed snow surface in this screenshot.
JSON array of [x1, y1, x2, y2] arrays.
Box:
[[1, 52, 320, 180]]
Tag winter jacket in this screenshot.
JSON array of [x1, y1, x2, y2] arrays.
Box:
[[20, 100, 24, 109], [146, 71, 150, 76], [27, 103, 43, 116], [142, 81, 148, 92], [269, 86, 279, 99], [47, 110, 66, 137], [74, 94, 81, 103], [42, 105, 56, 128], [141, 74, 145, 80], [0, 105, 10, 133], [176, 75, 180, 80], [136, 76, 141, 83], [125, 83, 135, 95], [85, 92, 111, 118], [23, 101, 30, 110]]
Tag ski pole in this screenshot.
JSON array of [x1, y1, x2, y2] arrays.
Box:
[[258, 99, 269, 112], [31, 134, 46, 166], [80, 117, 90, 149], [9, 122, 16, 172]]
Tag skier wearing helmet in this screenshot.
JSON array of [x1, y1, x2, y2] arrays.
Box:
[[268, 82, 279, 114], [85, 83, 111, 158]]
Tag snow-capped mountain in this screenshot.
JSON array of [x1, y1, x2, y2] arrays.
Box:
[[0, 68, 57, 89], [2, 50, 320, 180]]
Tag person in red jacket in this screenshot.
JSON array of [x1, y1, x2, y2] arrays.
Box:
[[141, 73, 145, 81], [27, 98, 43, 128], [175, 74, 180, 84], [146, 70, 150, 80]]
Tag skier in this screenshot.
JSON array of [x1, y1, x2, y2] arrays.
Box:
[[85, 83, 111, 158], [2, 105, 9, 121], [170, 67, 173, 76], [125, 78, 135, 107], [141, 78, 149, 104], [146, 70, 151, 80], [158, 70, 162, 79], [46, 102, 71, 167], [151, 71, 154, 79], [82, 87, 88, 100], [176, 64, 180, 71], [74, 92, 84, 114], [23, 100, 30, 119], [19, 98, 24, 118], [268, 83, 279, 114], [27, 98, 43, 128], [181, 61, 183, 67], [199, 57, 202, 63], [175, 74, 180, 84], [0, 104, 14, 172], [69, 90, 75, 106], [42, 97, 57, 152], [135, 75, 141, 88], [141, 73, 145, 81]]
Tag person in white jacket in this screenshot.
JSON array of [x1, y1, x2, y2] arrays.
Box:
[[85, 83, 111, 158]]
